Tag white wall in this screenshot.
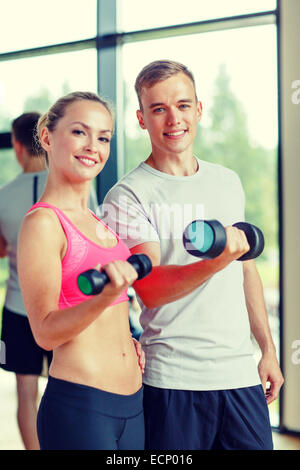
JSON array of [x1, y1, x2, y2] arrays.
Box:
[[280, 0, 300, 432]]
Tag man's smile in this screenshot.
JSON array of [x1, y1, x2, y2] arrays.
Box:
[[163, 129, 187, 138]]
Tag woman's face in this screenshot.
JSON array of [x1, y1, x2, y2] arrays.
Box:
[[41, 100, 113, 182]]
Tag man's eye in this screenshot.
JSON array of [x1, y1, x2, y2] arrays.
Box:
[[179, 104, 190, 109], [153, 107, 164, 113]]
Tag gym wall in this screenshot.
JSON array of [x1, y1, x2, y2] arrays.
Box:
[[280, 0, 300, 433]]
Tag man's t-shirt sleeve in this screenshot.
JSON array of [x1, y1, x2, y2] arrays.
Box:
[[102, 184, 160, 249]]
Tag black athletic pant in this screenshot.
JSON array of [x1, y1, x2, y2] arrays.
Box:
[[37, 376, 145, 450]]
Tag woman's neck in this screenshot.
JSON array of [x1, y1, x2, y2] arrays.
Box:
[[40, 174, 91, 213]]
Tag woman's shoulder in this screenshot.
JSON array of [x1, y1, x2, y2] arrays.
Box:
[[25, 204, 59, 226], [21, 204, 65, 244]]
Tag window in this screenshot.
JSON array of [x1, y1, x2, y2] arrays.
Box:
[[0, 0, 97, 53], [119, 0, 276, 31], [0, 49, 97, 132], [122, 25, 278, 168]]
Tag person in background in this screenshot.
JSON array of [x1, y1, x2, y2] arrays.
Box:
[[0, 112, 50, 449]]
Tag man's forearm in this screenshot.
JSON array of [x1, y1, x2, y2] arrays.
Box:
[[134, 256, 232, 308], [243, 260, 276, 354], [132, 226, 252, 309]]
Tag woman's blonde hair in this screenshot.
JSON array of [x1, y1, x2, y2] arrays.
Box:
[[36, 91, 114, 161]]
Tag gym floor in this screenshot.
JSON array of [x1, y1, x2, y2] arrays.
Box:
[[0, 368, 299, 450]]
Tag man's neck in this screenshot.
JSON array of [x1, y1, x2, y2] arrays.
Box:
[[145, 152, 198, 176], [23, 155, 46, 173]]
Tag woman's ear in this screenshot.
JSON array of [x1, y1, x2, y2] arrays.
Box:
[[40, 127, 51, 152]]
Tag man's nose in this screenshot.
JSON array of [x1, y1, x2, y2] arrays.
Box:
[[166, 108, 180, 126]]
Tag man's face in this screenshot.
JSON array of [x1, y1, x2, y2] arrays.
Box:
[[137, 72, 202, 158]]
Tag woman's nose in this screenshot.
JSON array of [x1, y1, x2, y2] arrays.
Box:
[[84, 137, 98, 152]]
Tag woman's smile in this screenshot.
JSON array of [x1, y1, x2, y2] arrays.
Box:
[[74, 155, 98, 167]]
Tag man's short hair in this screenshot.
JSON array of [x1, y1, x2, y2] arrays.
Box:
[[12, 112, 42, 156], [135, 60, 198, 110]]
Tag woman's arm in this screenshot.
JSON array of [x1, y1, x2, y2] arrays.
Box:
[[17, 210, 137, 351]]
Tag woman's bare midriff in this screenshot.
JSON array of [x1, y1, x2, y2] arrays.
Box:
[[49, 301, 142, 395]]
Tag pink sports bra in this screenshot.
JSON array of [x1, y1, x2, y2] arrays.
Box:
[[27, 202, 131, 309]]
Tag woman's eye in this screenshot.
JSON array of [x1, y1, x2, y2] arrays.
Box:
[[98, 137, 110, 143], [72, 129, 84, 135]]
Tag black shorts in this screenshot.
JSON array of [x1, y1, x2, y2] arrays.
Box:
[[143, 384, 273, 450], [0, 305, 52, 375]]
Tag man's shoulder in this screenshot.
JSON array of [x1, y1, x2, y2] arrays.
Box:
[[0, 174, 21, 192], [105, 163, 149, 198], [0, 171, 48, 211], [0, 171, 47, 193], [0, 174, 24, 208], [198, 159, 242, 184]]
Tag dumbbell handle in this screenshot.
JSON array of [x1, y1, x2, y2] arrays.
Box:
[[77, 254, 152, 296], [183, 219, 264, 261], [232, 222, 264, 261]]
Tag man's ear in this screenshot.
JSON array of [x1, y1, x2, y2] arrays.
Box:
[[136, 110, 146, 130], [13, 139, 23, 156], [40, 127, 51, 152], [196, 101, 203, 123], [13, 140, 25, 168]]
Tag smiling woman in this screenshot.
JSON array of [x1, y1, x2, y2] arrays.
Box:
[[39, 100, 113, 180], [16, 91, 147, 450], [36, 92, 113, 175]]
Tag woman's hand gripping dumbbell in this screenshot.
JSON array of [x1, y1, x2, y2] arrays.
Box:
[[183, 219, 264, 261], [77, 254, 152, 296]]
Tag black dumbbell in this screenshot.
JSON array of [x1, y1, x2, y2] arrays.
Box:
[[183, 219, 264, 261], [77, 254, 152, 296]]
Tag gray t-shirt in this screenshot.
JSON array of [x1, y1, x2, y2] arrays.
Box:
[[0, 171, 49, 315], [103, 158, 261, 391], [0, 171, 98, 316]]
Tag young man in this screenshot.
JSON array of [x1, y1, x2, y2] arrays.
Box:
[[103, 60, 283, 450]]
